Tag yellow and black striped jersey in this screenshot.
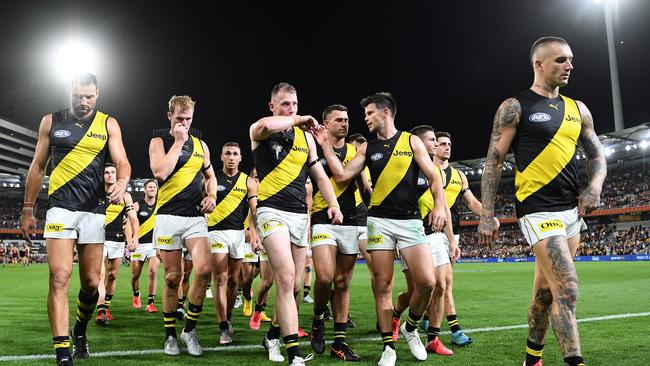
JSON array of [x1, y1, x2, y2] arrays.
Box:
[[311, 143, 367, 226], [417, 167, 445, 235], [443, 165, 463, 234], [366, 131, 420, 220], [105, 202, 126, 241], [136, 199, 156, 243], [207, 170, 249, 231], [253, 126, 309, 214], [48, 109, 109, 212], [155, 134, 205, 217], [512, 89, 582, 217]]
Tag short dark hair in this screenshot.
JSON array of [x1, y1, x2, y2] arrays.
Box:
[[104, 163, 116, 169], [409, 125, 435, 138], [322, 104, 348, 121], [222, 142, 240, 150], [144, 179, 157, 188], [347, 133, 367, 144], [530, 36, 568, 65], [271, 82, 297, 100], [360, 92, 396, 118], [435, 131, 451, 140], [72, 72, 98, 88]]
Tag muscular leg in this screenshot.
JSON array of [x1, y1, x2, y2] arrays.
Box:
[[47, 239, 76, 337], [312, 245, 337, 313], [256, 260, 274, 306], [264, 232, 300, 335], [532, 235, 582, 360], [104, 257, 122, 298], [184, 237, 213, 327], [160, 250, 183, 314], [131, 260, 144, 293], [226, 257, 243, 317], [332, 252, 356, 323], [399, 244, 435, 317], [210, 253, 229, 322], [148, 255, 161, 299], [370, 250, 396, 334], [394, 269, 415, 315]]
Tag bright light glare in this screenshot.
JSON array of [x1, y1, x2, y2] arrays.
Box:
[[50, 38, 100, 83], [641, 141, 648, 149]]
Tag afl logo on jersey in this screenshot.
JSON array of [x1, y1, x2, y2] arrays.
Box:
[[529, 113, 552, 122], [417, 177, 427, 186], [139, 211, 149, 217], [370, 153, 383, 161], [217, 185, 227, 192], [53, 130, 72, 138]]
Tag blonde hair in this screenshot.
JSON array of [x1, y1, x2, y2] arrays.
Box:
[[168, 95, 196, 113]]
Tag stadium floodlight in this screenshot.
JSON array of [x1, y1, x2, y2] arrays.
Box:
[[625, 145, 631, 151], [478, 169, 483, 174], [50, 37, 101, 84], [640, 141, 648, 149]]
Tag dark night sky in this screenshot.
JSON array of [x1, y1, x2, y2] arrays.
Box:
[[1, 0, 648, 178]]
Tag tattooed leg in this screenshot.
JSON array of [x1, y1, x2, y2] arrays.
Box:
[[528, 265, 552, 344], [533, 236, 581, 358]]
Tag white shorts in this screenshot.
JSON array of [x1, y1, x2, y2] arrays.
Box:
[[209, 230, 245, 259], [401, 232, 451, 271], [104, 240, 125, 260], [153, 214, 208, 250], [366, 216, 428, 251], [131, 243, 156, 262], [311, 224, 360, 255], [44, 207, 105, 244], [357, 226, 368, 241], [518, 207, 587, 246], [242, 243, 259, 263], [443, 234, 460, 258], [257, 207, 309, 247]]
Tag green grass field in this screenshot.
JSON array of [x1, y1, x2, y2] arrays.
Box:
[[1, 261, 649, 365]]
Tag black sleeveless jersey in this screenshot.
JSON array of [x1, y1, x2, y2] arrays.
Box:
[[155, 134, 205, 217], [311, 143, 366, 226], [253, 127, 309, 214], [512, 89, 582, 217], [366, 131, 420, 220], [137, 199, 156, 244], [105, 202, 126, 242], [207, 170, 249, 231], [48, 109, 109, 212]]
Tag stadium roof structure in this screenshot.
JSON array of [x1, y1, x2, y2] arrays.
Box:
[[0, 117, 37, 175], [453, 122, 650, 182]]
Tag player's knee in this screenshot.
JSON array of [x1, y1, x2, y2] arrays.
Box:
[[557, 282, 579, 309], [227, 276, 239, 289], [333, 274, 352, 291], [315, 271, 334, 287], [49, 269, 72, 290], [275, 270, 295, 290], [106, 271, 118, 283], [214, 271, 228, 286], [373, 277, 393, 294], [433, 278, 446, 296], [165, 271, 182, 289]]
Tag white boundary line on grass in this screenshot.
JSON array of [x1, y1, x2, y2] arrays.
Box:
[[2, 311, 649, 362]]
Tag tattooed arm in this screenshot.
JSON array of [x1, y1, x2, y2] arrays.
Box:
[[576, 101, 606, 217], [478, 98, 520, 246]]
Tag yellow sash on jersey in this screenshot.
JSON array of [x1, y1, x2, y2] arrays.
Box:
[[138, 209, 156, 239], [156, 136, 204, 212], [312, 143, 356, 213], [207, 172, 248, 226], [370, 132, 413, 208], [49, 112, 108, 196], [105, 202, 124, 225], [444, 166, 463, 207], [418, 166, 444, 219], [515, 95, 582, 202], [259, 127, 308, 202]]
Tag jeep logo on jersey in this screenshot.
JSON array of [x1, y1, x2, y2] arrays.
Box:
[[392, 150, 413, 157], [217, 185, 227, 192], [529, 112, 552, 122], [292, 145, 308, 154], [53, 129, 72, 138], [86, 131, 107, 140], [370, 153, 383, 161], [193, 151, 204, 159], [233, 186, 247, 193], [565, 115, 581, 123]]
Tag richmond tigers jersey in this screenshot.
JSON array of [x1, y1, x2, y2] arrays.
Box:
[[207, 170, 249, 231], [105, 202, 126, 242], [417, 167, 445, 235], [311, 143, 366, 226], [136, 199, 156, 244], [253, 126, 309, 214], [443, 165, 463, 234], [47, 109, 109, 212], [512, 89, 582, 217], [155, 134, 205, 217], [366, 131, 420, 220]]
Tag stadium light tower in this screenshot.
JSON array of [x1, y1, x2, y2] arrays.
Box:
[[49, 37, 101, 84], [594, 0, 624, 132]]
